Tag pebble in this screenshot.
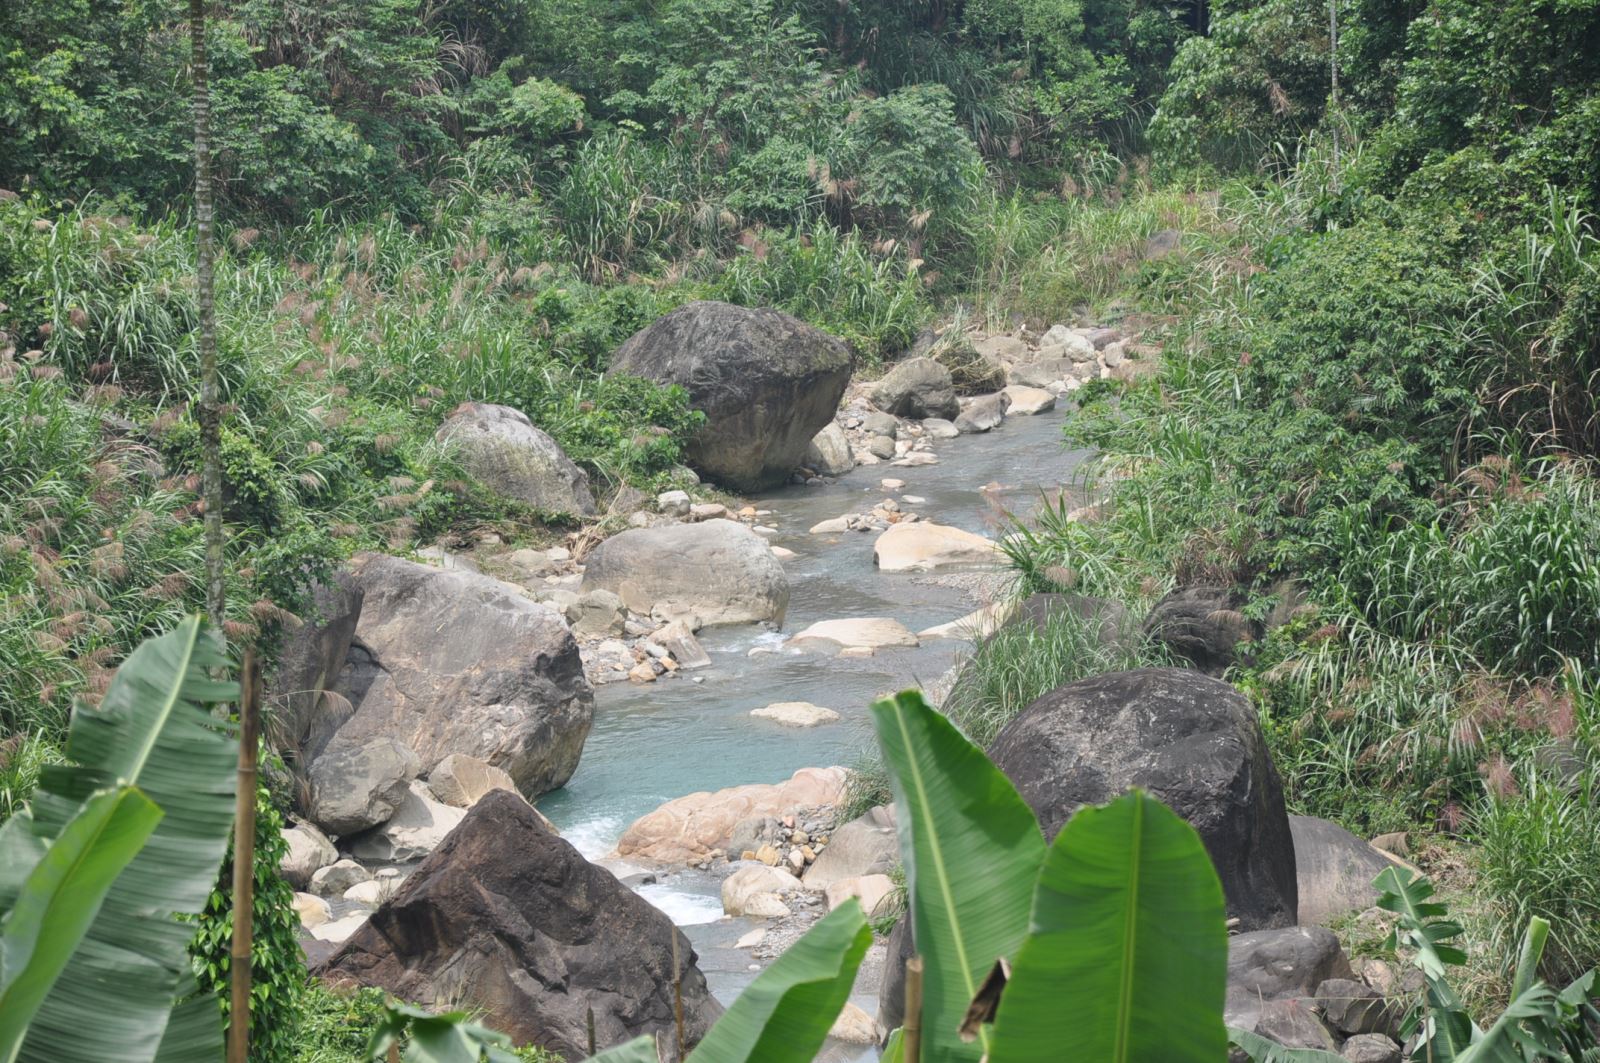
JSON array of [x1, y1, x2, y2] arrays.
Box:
[[880, 478, 906, 490]]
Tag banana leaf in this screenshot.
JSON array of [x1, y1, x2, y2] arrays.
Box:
[[988, 791, 1228, 1062], [870, 690, 1046, 1061], [0, 787, 162, 1061], [687, 899, 871, 1063], [1228, 1027, 1347, 1062], [3, 616, 239, 1063]]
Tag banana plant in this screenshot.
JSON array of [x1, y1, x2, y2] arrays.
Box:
[[871, 689, 1233, 1060], [0, 616, 240, 1062]]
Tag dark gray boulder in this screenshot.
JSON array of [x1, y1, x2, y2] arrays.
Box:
[[607, 301, 853, 491], [988, 668, 1297, 930], [870, 357, 960, 420], [1143, 585, 1262, 675], [435, 402, 597, 516], [320, 790, 721, 1060], [267, 573, 363, 758]]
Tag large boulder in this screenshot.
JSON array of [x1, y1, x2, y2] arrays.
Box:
[[304, 736, 419, 836], [616, 766, 848, 866], [874, 522, 1001, 573], [1143, 585, 1261, 676], [434, 402, 597, 516], [785, 617, 919, 654], [280, 821, 339, 888], [869, 358, 960, 420], [267, 573, 363, 757], [427, 753, 519, 809], [1291, 815, 1409, 927], [350, 781, 468, 863], [580, 519, 788, 627], [1224, 926, 1355, 1049], [803, 805, 898, 889], [319, 554, 593, 799], [320, 791, 721, 1060], [607, 301, 853, 491], [988, 668, 1297, 931]]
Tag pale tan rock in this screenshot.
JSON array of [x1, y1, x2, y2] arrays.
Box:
[[1001, 384, 1057, 415], [616, 766, 849, 865], [722, 864, 803, 915], [293, 891, 331, 929], [280, 821, 338, 889], [350, 782, 468, 863], [825, 873, 897, 918], [734, 928, 766, 949], [786, 848, 806, 871], [786, 618, 918, 655], [310, 912, 368, 944], [690, 503, 730, 521], [427, 753, 519, 809], [742, 893, 791, 919], [829, 1002, 880, 1045], [344, 879, 388, 908], [918, 600, 1019, 641], [838, 646, 875, 659], [755, 844, 781, 866], [809, 516, 850, 535], [874, 521, 1000, 573], [750, 701, 841, 727], [628, 661, 658, 683]]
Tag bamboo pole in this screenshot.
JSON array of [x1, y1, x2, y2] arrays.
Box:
[[904, 956, 924, 1063], [226, 651, 260, 1063]]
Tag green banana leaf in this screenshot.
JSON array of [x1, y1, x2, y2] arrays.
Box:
[[364, 1000, 524, 1063], [1227, 1027, 1347, 1062], [0, 786, 163, 1061], [870, 690, 1046, 1062], [687, 899, 871, 1063], [2, 616, 239, 1063], [988, 791, 1228, 1062]]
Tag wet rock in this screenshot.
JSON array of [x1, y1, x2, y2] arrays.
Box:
[[581, 519, 789, 627], [954, 391, 1010, 433], [320, 790, 721, 1060], [750, 701, 842, 727], [608, 301, 853, 492], [435, 402, 597, 516], [647, 619, 712, 670], [989, 669, 1297, 930], [321, 554, 593, 799], [616, 766, 848, 865], [869, 357, 960, 420], [874, 521, 1000, 573], [786, 617, 919, 654]]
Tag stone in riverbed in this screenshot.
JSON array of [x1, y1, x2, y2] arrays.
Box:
[[786, 617, 919, 654], [570, 588, 626, 638], [581, 519, 789, 627], [824, 873, 896, 917], [874, 521, 1001, 573], [869, 357, 960, 420], [294, 891, 332, 929], [954, 391, 1010, 433], [426, 753, 519, 809], [607, 301, 853, 492], [805, 423, 854, 477], [656, 489, 691, 517], [803, 805, 898, 889], [921, 417, 960, 439], [616, 766, 849, 865], [866, 434, 897, 460], [722, 864, 802, 916], [1007, 358, 1075, 389], [320, 790, 721, 1060], [648, 619, 712, 670], [435, 402, 596, 516], [304, 736, 419, 836], [830, 1003, 880, 1045], [751, 701, 841, 727], [312, 859, 372, 897], [918, 601, 1018, 641], [280, 821, 338, 889], [311, 913, 368, 945], [1001, 384, 1056, 414]]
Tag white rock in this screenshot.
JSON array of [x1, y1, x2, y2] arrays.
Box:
[[350, 781, 468, 863], [742, 893, 791, 919], [890, 452, 938, 467], [280, 822, 338, 889], [786, 618, 919, 655], [310, 913, 368, 944], [918, 601, 1020, 641], [874, 521, 1001, 573], [770, 545, 797, 560], [344, 879, 388, 908], [1001, 385, 1057, 415], [880, 478, 906, 491], [902, 494, 926, 504], [734, 928, 767, 949], [656, 489, 691, 517], [751, 701, 842, 727], [921, 418, 960, 439], [292, 891, 331, 929], [809, 516, 850, 535]]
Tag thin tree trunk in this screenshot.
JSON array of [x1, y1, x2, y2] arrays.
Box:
[[227, 651, 260, 1063], [904, 956, 924, 1063], [190, 0, 225, 630]]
